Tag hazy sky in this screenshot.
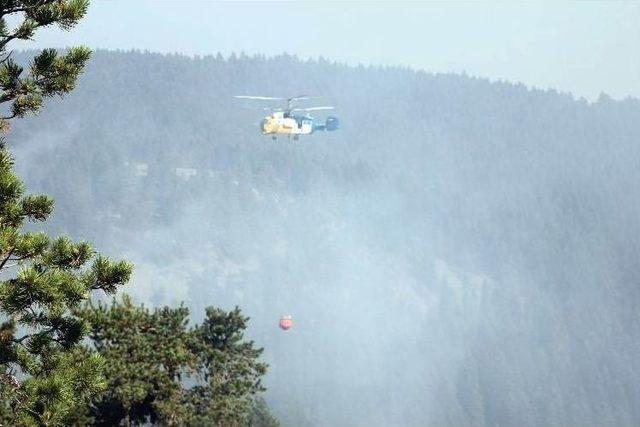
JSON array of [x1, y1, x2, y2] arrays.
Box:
[[16, 1, 640, 101]]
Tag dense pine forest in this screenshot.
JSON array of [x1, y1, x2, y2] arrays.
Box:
[[10, 50, 640, 427]]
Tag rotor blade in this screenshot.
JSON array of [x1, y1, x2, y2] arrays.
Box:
[[240, 106, 281, 111], [291, 106, 335, 111], [289, 95, 324, 102], [234, 95, 285, 100]]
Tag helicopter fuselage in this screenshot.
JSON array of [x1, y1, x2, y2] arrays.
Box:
[[235, 95, 338, 138], [261, 112, 315, 135]]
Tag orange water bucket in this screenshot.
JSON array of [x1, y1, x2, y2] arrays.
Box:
[[279, 315, 292, 330]]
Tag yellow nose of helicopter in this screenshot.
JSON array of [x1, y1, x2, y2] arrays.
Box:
[[261, 116, 277, 134]]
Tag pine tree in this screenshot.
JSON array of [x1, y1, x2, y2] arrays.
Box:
[[76, 296, 196, 426], [186, 306, 268, 426], [0, 2, 133, 425], [0, 1, 91, 131], [77, 298, 272, 426], [0, 142, 132, 425]]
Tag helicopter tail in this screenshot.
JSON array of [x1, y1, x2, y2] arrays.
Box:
[[325, 116, 340, 131], [312, 116, 340, 133]]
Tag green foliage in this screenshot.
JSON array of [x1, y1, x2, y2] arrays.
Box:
[[187, 306, 268, 426], [0, 1, 90, 130], [77, 297, 272, 426], [0, 143, 132, 426], [248, 397, 279, 427], [0, 4, 131, 424], [76, 296, 194, 426]]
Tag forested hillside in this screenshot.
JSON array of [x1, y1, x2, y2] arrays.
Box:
[[10, 50, 640, 427]]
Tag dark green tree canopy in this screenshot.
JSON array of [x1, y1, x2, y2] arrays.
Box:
[[77, 297, 271, 427]]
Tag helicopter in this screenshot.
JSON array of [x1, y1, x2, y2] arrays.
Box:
[[234, 95, 340, 140]]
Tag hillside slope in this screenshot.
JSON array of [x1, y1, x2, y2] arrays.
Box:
[[10, 50, 640, 427]]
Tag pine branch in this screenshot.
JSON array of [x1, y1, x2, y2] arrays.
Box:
[[0, 246, 14, 269], [0, 50, 13, 65], [0, 1, 53, 19]]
